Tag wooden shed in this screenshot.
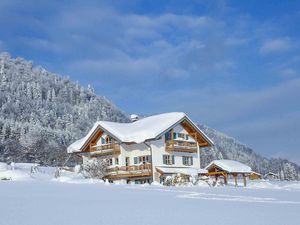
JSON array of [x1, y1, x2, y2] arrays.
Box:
[[249, 171, 262, 180], [205, 160, 252, 187]]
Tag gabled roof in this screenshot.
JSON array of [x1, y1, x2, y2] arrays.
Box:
[[67, 112, 213, 153], [205, 160, 252, 173]]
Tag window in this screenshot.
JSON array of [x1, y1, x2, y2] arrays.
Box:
[[101, 137, 105, 144], [106, 136, 113, 144], [163, 155, 175, 165], [107, 158, 113, 166], [134, 155, 151, 164], [125, 157, 130, 166], [115, 157, 119, 165], [185, 134, 189, 140], [178, 133, 185, 139], [182, 156, 193, 166]]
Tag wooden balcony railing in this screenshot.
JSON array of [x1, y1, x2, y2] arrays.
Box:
[[165, 140, 198, 153], [89, 143, 121, 156], [106, 163, 152, 179]]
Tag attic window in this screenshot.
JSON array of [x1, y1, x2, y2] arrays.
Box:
[[178, 133, 185, 139]]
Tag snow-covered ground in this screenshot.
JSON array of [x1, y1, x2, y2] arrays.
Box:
[[0, 164, 300, 225]]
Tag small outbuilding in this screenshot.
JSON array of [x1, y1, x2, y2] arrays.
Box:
[[264, 172, 279, 180], [205, 160, 252, 187], [249, 171, 262, 180]]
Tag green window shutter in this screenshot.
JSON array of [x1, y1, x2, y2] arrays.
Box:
[[190, 157, 193, 165], [186, 134, 189, 140], [172, 155, 175, 164], [182, 156, 185, 165], [134, 157, 138, 164], [173, 133, 177, 139]]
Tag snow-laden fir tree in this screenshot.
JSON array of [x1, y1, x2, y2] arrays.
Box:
[[0, 53, 129, 165]]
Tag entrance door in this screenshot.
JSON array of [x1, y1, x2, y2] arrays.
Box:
[[125, 157, 130, 166]]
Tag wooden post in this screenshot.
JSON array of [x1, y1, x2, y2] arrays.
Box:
[[243, 174, 247, 187], [234, 174, 238, 187], [224, 173, 228, 185]]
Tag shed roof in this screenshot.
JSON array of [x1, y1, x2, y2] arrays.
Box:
[[205, 160, 252, 173]]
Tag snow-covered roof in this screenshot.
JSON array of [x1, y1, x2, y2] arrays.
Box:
[[205, 160, 252, 173], [67, 112, 213, 153], [156, 167, 208, 176]]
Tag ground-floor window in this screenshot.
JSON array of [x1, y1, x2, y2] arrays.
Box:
[[134, 155, 151, 164], [182, 156, 193, 166], [115, 157, 119, 165], [163, 154, 175, 165], [107, 158, 113, 166], [134, 179, 151, 184]]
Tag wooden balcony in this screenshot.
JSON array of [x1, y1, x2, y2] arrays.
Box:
[[88, 143, 121, 156], [105, 164, 152, 179], [165, 140, 198, 153]]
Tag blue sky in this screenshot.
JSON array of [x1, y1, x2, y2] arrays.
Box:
[[0, 0, 300, 164]]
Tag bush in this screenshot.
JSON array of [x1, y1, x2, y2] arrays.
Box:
[[163, 173, 191, 186], [82, 158, 108, 179]]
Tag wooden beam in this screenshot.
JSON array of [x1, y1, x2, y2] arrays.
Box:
[[243, 174, 247, 187], [180, 120, 210, 147]]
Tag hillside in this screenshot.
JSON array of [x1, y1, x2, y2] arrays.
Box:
[[199, 125, 300, 180], [0, 53, 129, 165], [0, 52, 299, 179]]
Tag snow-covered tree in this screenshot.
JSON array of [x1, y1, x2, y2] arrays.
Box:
[[0, 53, 129, 165]]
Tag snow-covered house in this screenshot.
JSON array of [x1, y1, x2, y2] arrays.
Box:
[[67, 112, 213, 184], [264, 172, 279, 180], [205, 160, 252, 186]]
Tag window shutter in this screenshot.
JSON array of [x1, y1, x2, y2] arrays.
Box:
[[190, 157, 193, 165], [173, 132, 177, 139], [134, 157, 138, 164], [163, 155, 166, 164], [101, 137, 105, 144], [186, 134, 189, 140], [165, 133, 171, 140], [172, 155, 175, 164], [182, 156, 185, 165]]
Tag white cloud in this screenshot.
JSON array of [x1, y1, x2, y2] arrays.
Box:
[[259, 38, 292, 54]]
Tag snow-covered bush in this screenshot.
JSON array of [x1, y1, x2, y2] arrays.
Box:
[[163, 173, 190, 186], [82, 159, 108, 179]]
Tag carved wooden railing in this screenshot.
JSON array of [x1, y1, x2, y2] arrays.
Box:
[[106, 163, 152, 178], [165, 140, 197, 153], [89, 143, 121, 156]]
